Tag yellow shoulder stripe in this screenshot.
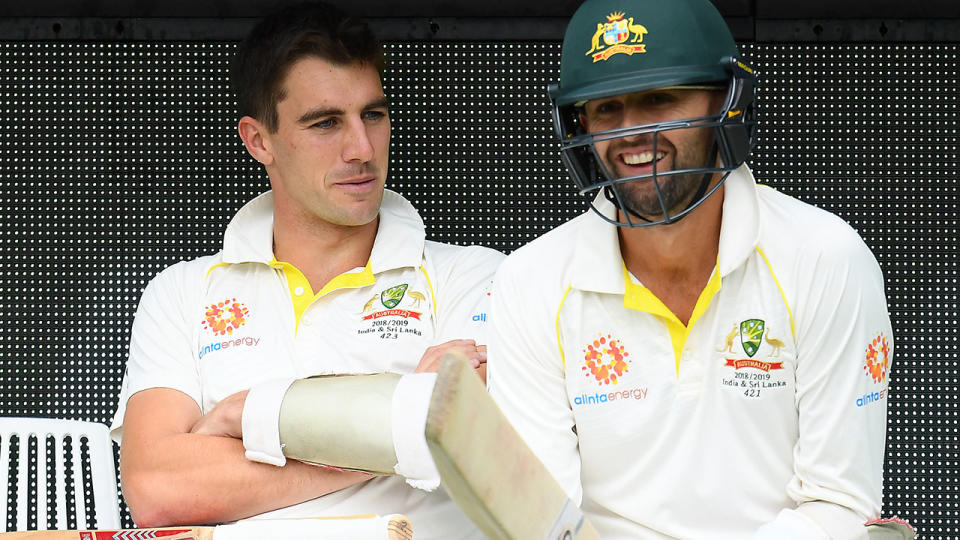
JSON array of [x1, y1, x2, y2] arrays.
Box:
[[419, 266, 438, 318], [205, 262, 231, 279], [556, 284, 573, 371], [755, 247, 795, 340]]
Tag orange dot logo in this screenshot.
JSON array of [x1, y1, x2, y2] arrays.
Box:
[[202, 298, 249, 336], [582, 334, 630, 385], [864, 332, 891, 384]]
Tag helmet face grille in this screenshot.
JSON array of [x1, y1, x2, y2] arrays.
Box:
[[552, 68, 758, 228]]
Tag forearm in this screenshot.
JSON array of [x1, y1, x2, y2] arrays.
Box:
[[119, 388, 370, 527], [121, 430, 370, 527]]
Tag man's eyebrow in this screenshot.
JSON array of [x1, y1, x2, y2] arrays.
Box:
[[365, 97, 390, 111], [297, 98, 390, 125], [297, 107, 342, 125]]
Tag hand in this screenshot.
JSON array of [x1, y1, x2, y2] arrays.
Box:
[[189, 389, 248, 439], [474, 361, 487, 385], [416, 339, 487, 382]]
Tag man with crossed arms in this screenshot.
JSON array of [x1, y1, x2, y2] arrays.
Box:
[[112, 4, 500, 538]]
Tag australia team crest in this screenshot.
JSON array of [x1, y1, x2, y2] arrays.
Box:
[[739, 319, 764, 358], [381, 283, 408, 309], [358, 283, 428, 340], [585, 11, 648, 62], [361, 283, 426, 321], [719, 318, 787, 373]]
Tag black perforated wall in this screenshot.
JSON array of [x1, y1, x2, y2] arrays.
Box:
[[0, 41, 956, 534]]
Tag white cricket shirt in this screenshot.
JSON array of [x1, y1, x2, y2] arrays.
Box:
[[112, 189, 502, 539], [488, 165, 893, 539]]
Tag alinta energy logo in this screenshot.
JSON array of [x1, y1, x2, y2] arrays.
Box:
[[856, 331, 892, 408], [582, 333, 630, 385], [864, 332, 891, 384], [202, 298, 249, 336]]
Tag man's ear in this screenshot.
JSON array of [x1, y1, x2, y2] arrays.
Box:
[[578, 111, 589, 132], [238, 116, 275, 166]]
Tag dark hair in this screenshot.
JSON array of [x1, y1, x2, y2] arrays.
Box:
[[231, 2, 385, 132]]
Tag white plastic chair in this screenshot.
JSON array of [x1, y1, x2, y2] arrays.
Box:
[[0, 418, 120, 531]]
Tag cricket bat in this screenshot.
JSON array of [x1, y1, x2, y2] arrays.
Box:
[[0, 528, 213, 540], [0, 514, 413, 540], [426, 355, 599, 540]]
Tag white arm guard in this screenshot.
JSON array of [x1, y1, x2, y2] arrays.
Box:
[[243, 372, 441, 489], [279, 373, 401, 474]]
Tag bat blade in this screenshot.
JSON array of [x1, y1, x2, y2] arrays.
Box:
[[426, 354, 599, 540], [0, 515, 411, 540], [0, 527, 212, 540], [213, 515, 413, 540]]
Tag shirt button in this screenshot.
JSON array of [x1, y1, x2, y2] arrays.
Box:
[[679, 361, 703, 382], [294, 286, 304, 296]]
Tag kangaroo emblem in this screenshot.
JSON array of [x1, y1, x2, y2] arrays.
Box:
[[362, 295, 378, 313], [719, 324, 738, 353], [585, 23, 604, 56]]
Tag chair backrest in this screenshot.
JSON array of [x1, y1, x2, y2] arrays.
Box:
[[0, 418, 120, 531]]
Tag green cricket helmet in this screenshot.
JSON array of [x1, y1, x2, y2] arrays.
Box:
[[549, 0, 758, 227]]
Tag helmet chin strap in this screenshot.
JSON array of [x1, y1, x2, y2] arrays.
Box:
[[612, 143, 720, 227]]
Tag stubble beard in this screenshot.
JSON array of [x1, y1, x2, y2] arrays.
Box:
[[609, 130, 717, 221]]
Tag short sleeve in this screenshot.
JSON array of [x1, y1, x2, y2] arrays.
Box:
[[426, 244, 504, 344], [110, 260, 208, 443]]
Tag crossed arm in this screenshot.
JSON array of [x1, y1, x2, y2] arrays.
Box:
[[120, 388, 371, 527], [120, 340, 486, 527]]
